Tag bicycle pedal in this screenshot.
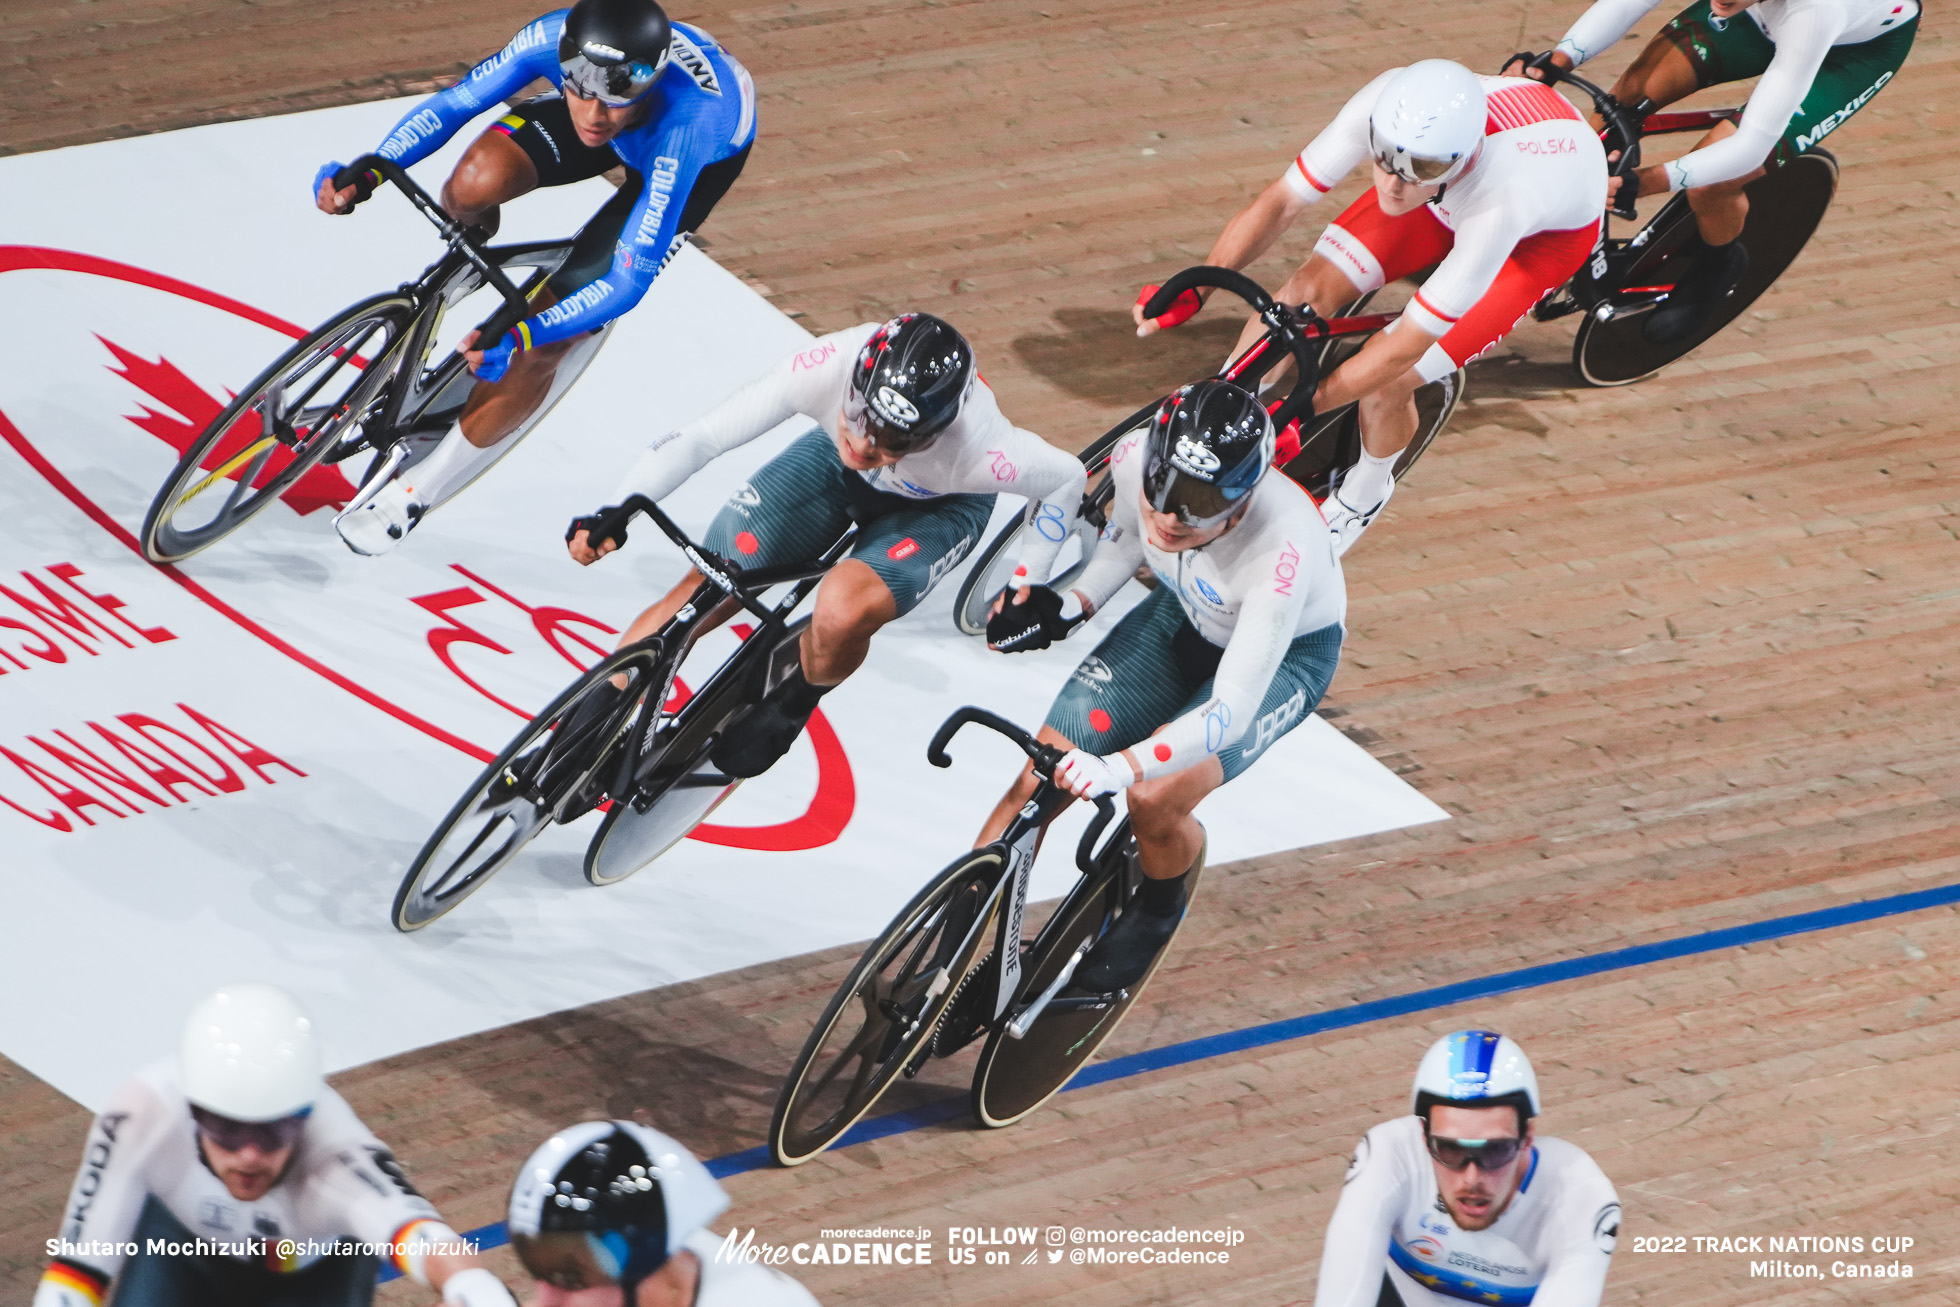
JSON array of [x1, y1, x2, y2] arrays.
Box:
[[1049, 991, 1126, 1012]]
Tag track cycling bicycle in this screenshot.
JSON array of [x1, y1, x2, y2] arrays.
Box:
[[953, 264, 1464, 635], [769, 708, 1171, 1164], [1514, 53, 1840, 386], [392, 493, 850, 930], [771, 289, 1325, 1161], [140, 154, 614, 563]]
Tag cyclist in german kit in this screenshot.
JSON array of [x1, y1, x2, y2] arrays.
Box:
[[1316, 1031, 1620, 1307], [982, 380, 1345, 989], [1511, 0, 1917, 341], [508, 1120, 818, 1304], [34, 985, 514, 1307], [567, 312, 1088, 779], [1133, 60, 1606, 556], [316, 0, 756, 555]]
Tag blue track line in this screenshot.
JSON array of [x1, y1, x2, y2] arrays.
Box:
[[383, 878, 1960, 1278]]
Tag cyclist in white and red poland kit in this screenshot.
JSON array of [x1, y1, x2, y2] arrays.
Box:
[[35, 985, 515, 1307], [1135, 60, 1607, 555], [569, 312, 1086, 779], [1317, 1030, 1621, 1307]]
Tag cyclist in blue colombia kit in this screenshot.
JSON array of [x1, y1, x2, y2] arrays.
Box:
[[314, 0, 756, 555], [34, 983, 516, 1307], [1314, 1030, 1621, 1307], [508, 1120, 817, 1304], [568, 311, 1088, 780], [980, 378, 1346, 990]]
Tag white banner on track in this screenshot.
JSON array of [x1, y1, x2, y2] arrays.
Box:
[[0, 98, 1446, 1110]]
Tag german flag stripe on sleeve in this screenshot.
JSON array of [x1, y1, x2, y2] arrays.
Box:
[[44, 1260, 109, 1304]]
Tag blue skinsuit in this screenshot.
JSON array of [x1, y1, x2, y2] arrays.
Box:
[[369, 11, 756, 349]]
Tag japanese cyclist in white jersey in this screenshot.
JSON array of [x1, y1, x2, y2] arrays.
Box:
[[35, 984, 515, 1307], [506, 1120, 817, 1304], [982, 379, 1344, 989], [1507, 0, 1916, 341], [1316, 1030, 1621, 1307], [1133, 60, 1607, 556], [567, 311, 1086, 779]]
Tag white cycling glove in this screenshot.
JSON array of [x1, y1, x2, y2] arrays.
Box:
[[442, 1266, 518, 1307], [1056, 748, 1136, 799]]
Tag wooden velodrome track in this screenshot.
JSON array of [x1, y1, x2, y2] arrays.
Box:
[[4, 0, 1957, 1301]]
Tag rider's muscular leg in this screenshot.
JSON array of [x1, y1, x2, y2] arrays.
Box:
[[438, 129, 581, 452], [802, 560, 899, 685], [615, 569, 708, 650], [1125, 756, 1222, 880], [441, 128, 538, 235]]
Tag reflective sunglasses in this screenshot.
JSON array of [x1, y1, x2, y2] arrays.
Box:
[[1425, 1132, 1525, 1172], [191, 1105, 310, 1154], [560, 50, 667, 107], [1369, 126, 1462, 184]]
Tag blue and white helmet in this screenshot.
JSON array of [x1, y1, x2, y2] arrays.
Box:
[[1411, 1030, 1540, 1123]]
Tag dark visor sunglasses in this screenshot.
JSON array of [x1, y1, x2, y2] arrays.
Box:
[[191, 1105, 310, 1153], [1425, 1132, 1526, 1172]]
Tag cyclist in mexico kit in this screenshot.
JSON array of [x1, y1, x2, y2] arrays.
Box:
[[316, 0, 757, 556], [1317, 1030, 1620, 1307], [34, 984, 515, 1307], [983, 379, 1344, 989], [1513, 0, 1917, 341], [508, 1120, 817, 1304], [1134, 60, 1607, 556], [568, 312, 1088, 778]]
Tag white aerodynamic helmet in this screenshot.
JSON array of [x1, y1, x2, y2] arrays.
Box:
[[1369, 59, 1488, 187], [509, 1121, 730, 1293], [1411, 1029, 1540, 1124], [179, 982, 324, 1122]]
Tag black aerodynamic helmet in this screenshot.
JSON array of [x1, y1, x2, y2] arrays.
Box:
[[559, 0, 674, 106], [508, 1121, 729, 1295], [1141, 378, 1275, 528], [843, 313, 977, 455]]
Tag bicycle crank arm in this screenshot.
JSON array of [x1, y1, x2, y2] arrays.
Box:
[[1006, 937, 1093, 1040]]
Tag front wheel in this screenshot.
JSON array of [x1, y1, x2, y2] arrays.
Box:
[[581, 616, 810, 887], [392, 643, 664, 931], [141, 294, 413, 563], [769, 849, 1002, 1165], [1573, 149, 1837, 386], [970, 824, 1198, 1128]]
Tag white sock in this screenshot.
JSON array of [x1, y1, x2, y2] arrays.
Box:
[[403, 422, 506, 505], [1337, 447, 1400, 512]]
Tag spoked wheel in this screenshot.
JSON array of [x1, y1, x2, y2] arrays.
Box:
[[952, 401, 1155, 636], [392, 643, 663, 931], [581, 616, 808, 886], [770, 849, 1003, 1165], [970, 825, 1201, 1129], [141, 293, 413, 563], [1574, 149, 1838, 386]]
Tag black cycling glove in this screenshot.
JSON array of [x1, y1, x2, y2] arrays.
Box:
[[987, 585, 1084, 653], [567, 505, 630, 553]]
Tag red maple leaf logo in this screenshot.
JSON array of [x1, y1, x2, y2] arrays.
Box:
[[97, 336, 357, 516]]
